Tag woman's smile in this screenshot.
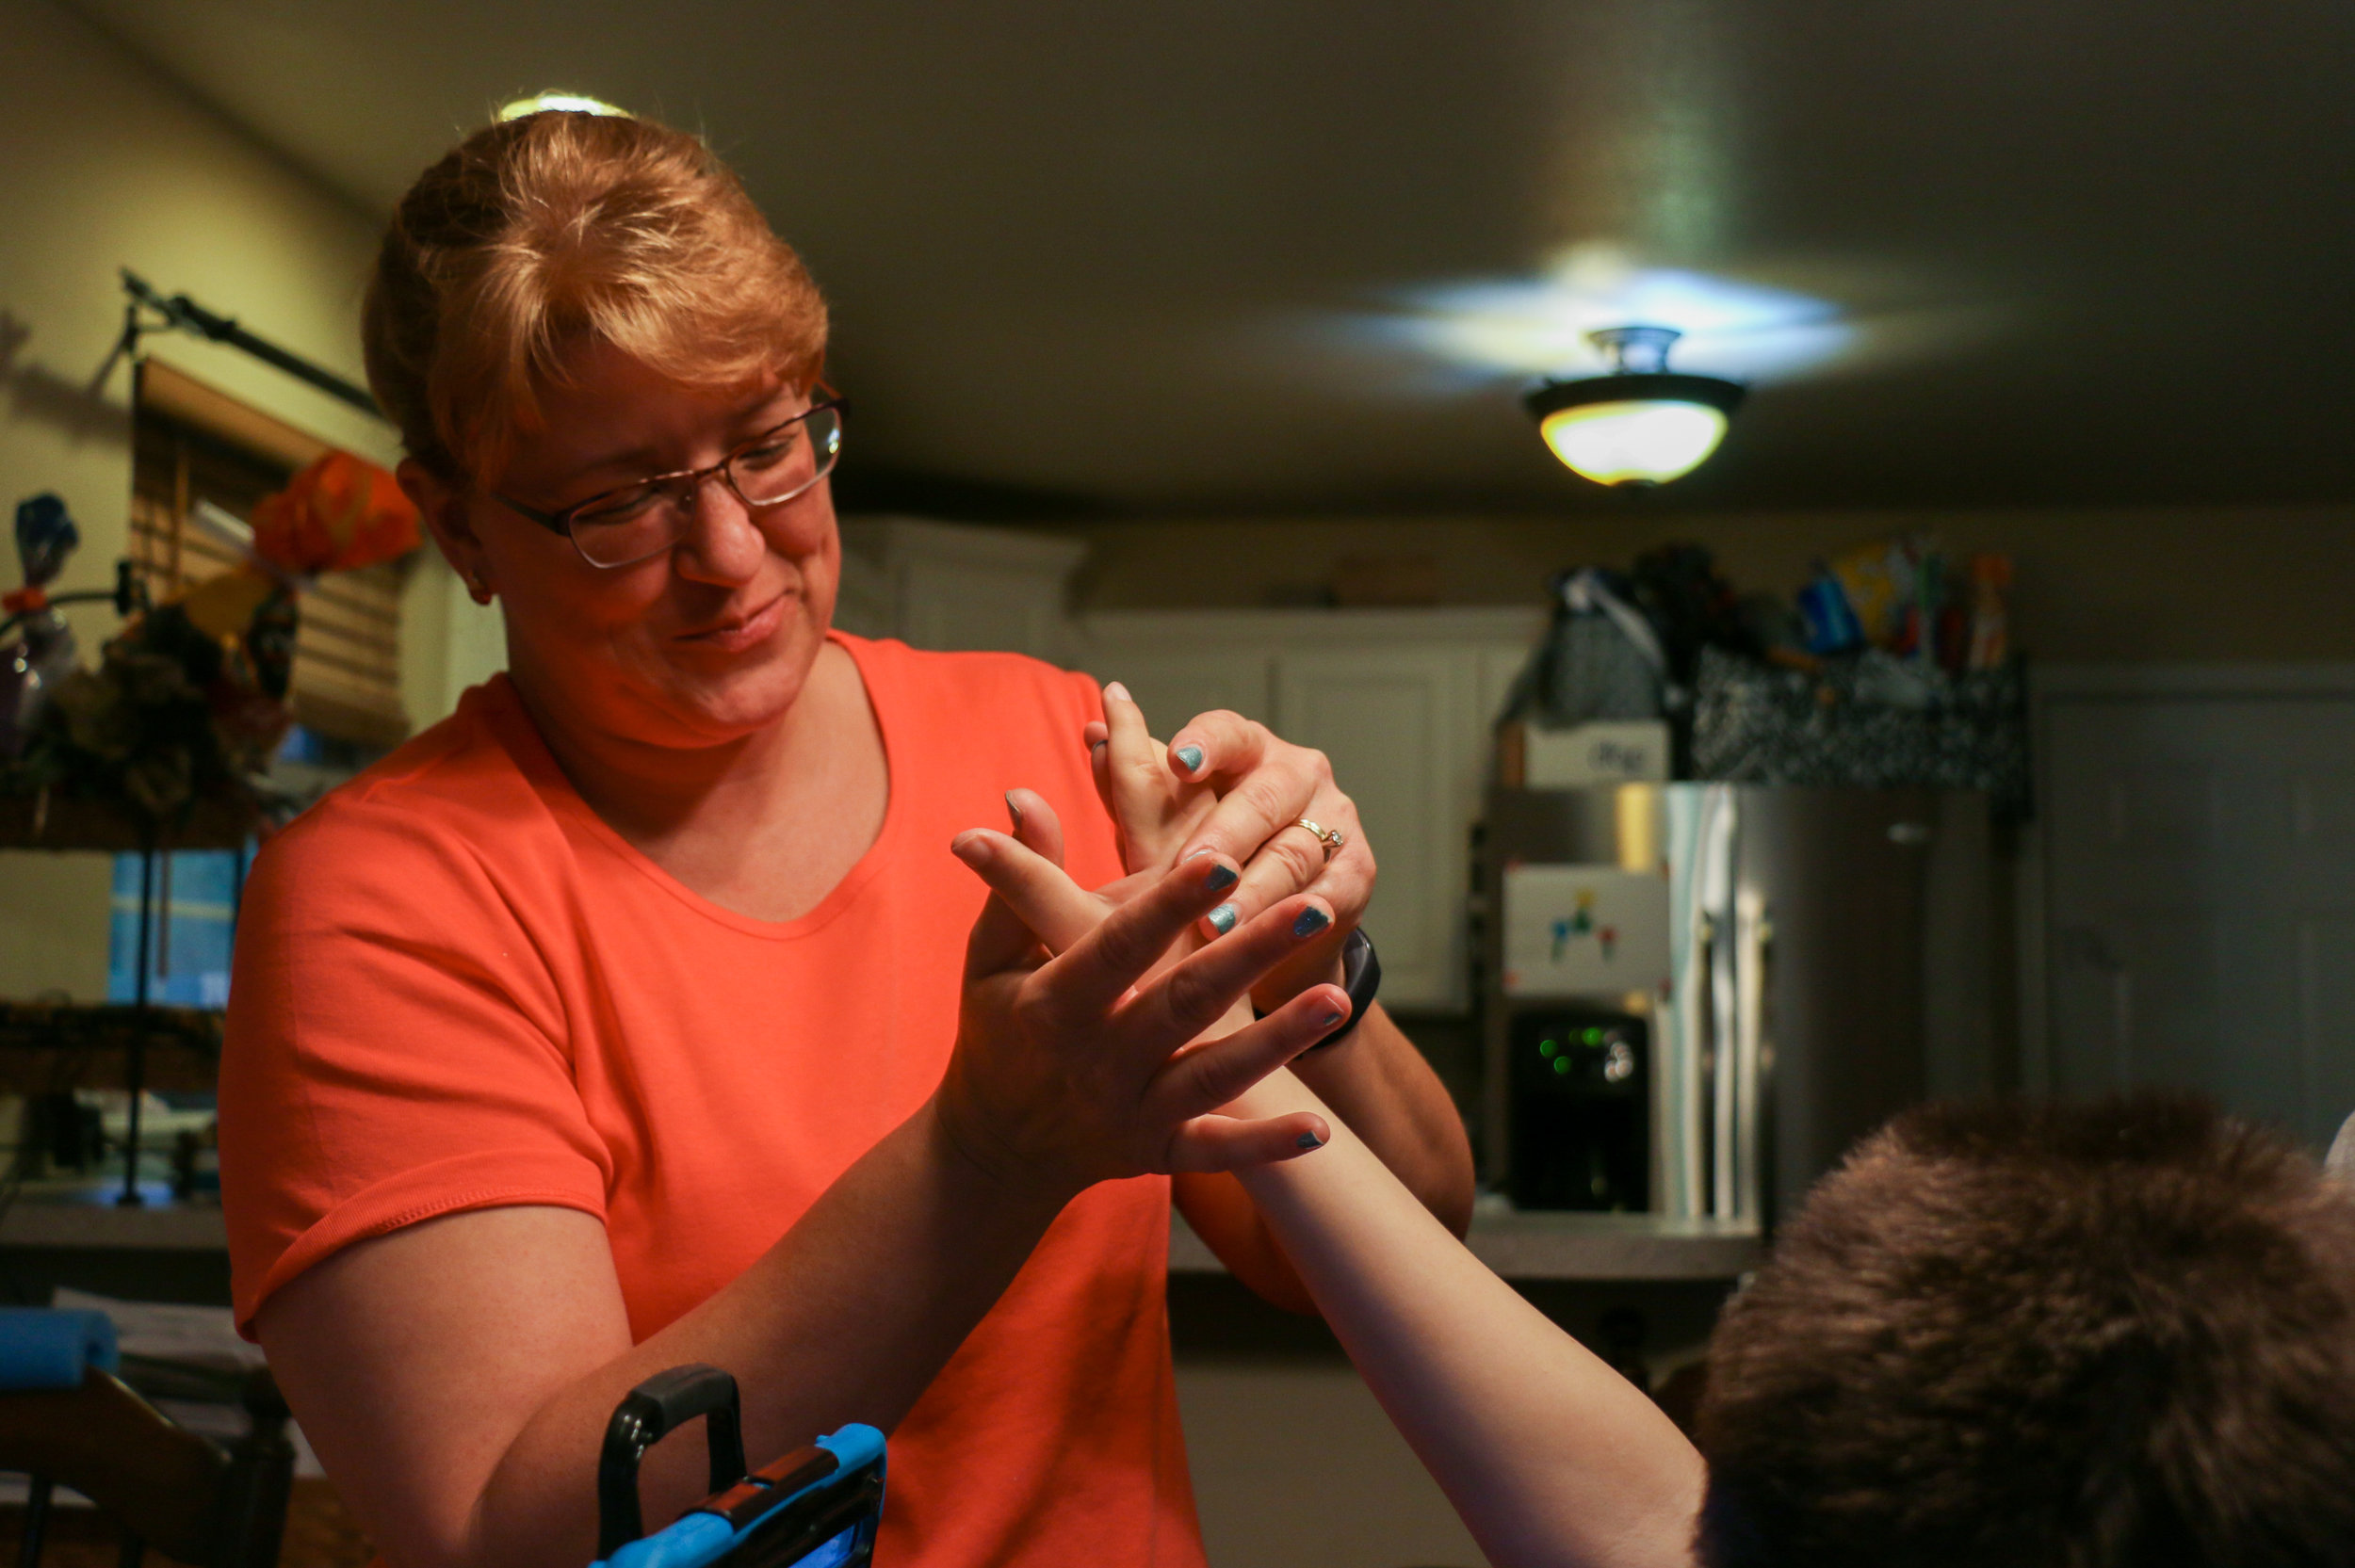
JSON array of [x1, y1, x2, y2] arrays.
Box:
[[674, 588, 791, 653]]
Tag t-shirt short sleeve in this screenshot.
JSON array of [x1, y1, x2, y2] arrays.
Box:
[[219, 793, 610, 1336]]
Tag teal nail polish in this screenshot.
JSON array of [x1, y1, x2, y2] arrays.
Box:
[[1204, 864, 1238, 892], [1292, 906, 1330, 939], [1206, 904, 1239, 935], [1175, 744, 1204, 773], [1296, 1130, 1325, 1150], [1320, 1011, 1345, 1029]]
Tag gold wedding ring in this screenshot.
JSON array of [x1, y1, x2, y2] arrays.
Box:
[[1293, 817, 1346, 863]]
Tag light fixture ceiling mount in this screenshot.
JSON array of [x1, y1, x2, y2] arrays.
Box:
[[1523, 326, 1746, 487]]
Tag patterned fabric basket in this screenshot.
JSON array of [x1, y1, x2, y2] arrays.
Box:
[[1691, 646, 2030, 820]]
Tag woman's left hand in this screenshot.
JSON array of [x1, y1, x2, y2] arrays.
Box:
[[1086, 686, 1373, 1011]]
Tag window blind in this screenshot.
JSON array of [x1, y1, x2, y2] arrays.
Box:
[[130, 360, 413, 748]]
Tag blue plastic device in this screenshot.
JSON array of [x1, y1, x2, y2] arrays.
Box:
[[589, 1366, 885, 1568]]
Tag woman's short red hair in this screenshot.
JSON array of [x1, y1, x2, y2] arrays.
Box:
[[362, 108, 827, 483]]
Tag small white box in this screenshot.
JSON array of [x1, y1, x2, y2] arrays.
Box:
[[1523, 720, 1672, 788], [1502, 864, 1672, 998]]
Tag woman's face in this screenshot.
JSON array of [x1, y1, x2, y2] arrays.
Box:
[[440, 340, 840, 750]]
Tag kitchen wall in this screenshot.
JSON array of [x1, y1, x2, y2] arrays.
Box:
[[1065, 506, 2355, 663], [0, 0, 388, 999]]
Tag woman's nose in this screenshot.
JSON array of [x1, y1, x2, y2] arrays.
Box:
[[671, 473, 766, 583]]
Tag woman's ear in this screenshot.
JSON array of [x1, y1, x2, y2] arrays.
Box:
[[400, 459, 495, 605]]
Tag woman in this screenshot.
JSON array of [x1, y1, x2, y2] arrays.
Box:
[[219, 106, 1470, 1568]]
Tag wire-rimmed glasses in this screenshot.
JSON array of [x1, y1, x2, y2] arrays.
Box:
[[495, 396, 847, 568]]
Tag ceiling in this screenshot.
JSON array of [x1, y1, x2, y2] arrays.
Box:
[[67, 0, 2355, 516]]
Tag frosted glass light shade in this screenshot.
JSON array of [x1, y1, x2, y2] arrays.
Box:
[[1523, 365, 1745, 488], [1538, 399, 1730, 486]]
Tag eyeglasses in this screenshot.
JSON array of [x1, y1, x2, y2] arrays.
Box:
[[495, 396, 847, 569]]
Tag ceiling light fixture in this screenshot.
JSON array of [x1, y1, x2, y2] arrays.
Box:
[[497, 91, 632, 122], [1523, 326, 1746, 487]]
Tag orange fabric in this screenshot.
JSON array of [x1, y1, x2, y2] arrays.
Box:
[[219, 633, 1205, 1568], [247, 449, 421, 575]]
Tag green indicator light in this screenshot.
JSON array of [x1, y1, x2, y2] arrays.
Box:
[[1582, 1026, 1605, 1045], [1552, 1056, 1572, 1075], [1539, 1039, 1557, 1058]]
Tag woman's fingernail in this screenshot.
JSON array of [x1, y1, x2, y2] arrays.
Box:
[[1182, 846, 1216, 863], [1292, 906, 1331, 939], [1175, 744, 1204, 773], [1105, 681, 1132, 703], [1206, 904, 1239, 935], [1004, 791, 1023, 831], [1204, 864, 1238, 892], [1091, 737, 1108, 755], [1319, 1011, 1345, 1030], [1296, 1130, 1325, 1150]]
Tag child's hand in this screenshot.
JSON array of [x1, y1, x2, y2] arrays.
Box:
[[1086, 682, 1253, 1039], [1089, 682, 1219, 876]]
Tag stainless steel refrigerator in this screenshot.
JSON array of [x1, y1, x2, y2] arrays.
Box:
[[1481, 784, 1997, 1225]]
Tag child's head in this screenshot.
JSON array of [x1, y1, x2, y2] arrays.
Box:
[[1696, 1094, 2355, 1567]]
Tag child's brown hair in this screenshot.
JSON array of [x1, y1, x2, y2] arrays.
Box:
[[1697, 1094, 2355, 1567]]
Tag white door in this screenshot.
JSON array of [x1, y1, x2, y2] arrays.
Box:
[[2043, 687, 2355, 1148], [1275, 645, 1483, 1009]]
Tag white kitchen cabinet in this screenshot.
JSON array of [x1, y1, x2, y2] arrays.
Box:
[[836, 515, 1089, 663], [1085, 607, 1543, 1010], [1275, 643, 1484, 1008]]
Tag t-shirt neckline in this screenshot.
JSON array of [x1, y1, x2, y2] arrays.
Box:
[[480, 629, 908, 941]]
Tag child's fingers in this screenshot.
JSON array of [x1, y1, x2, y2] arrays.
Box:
[[1090, 728, 1114, 815], [1149, 982, 1350, 1119], [1131, 894, 1338, 1046], [1031, 853, 1242, 1026], [1164, 1110, 1331, 1173], [962, 885, 1045, 979], [951, 829, 1105, 957], [1101, 681, 1159, 768], [1003, 787, 1066, 869], [1100, 680, 1178, 868]]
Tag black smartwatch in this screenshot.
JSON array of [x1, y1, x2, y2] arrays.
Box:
[[1275, 927, 1380, 1052]]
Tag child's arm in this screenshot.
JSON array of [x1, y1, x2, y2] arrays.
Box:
[[1084, 684, 1324, 1307], [1229, 1069, 1705, 1568], [955, 792, 1706, 1568], [1087, 683, 1476, 1310]]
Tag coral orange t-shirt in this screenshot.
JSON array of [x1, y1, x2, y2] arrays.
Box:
[[219, 632, 1205, 1568]]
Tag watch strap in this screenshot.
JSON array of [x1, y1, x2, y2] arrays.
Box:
[[1301, 928, 1379, 1051]]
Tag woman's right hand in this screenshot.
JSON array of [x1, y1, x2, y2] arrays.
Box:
[[936, 815, 1343, 1199]]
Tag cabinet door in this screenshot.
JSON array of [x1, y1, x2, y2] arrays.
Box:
[[897, 557, 1071, 661], [1275, 646, 1482, 1010], [1083, 647, 1275, 734]]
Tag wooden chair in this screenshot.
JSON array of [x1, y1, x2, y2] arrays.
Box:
[[0, 1363, 293, 1568]]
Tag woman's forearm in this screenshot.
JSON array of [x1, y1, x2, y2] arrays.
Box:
[[1232, 1075, 1704, 1568], [266, 1099, 1071, 1568], [483, 1098, 1069, 1562]]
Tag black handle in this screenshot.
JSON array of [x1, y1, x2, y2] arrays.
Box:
[[595, 1365, 750, 1559]]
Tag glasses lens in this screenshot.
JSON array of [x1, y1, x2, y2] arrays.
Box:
[[569, 483, 683, 568], [563, 406, 844, 569], [730, 407, 842, 505]]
